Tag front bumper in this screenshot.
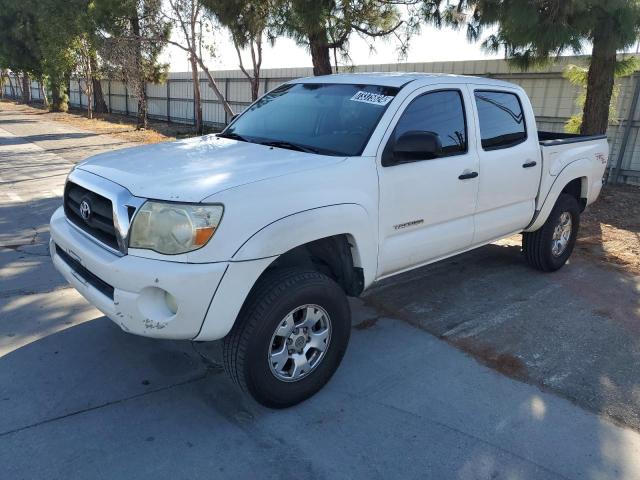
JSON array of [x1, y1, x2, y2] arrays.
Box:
[[50, 207, 227, 339]]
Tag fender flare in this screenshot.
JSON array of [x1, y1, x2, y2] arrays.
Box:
[[525, 159, 591, 232], [232, 203, 377, 287]]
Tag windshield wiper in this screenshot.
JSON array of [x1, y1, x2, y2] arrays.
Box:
[[258, 140, 320, 154], [217, 132, 249, 142]]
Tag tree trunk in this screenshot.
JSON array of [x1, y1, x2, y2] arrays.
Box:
[[309, 29, 332, 76], [21, 74, 31, 103], [130, 14, 148, 129], [195, 56, 234, 118], [250, 78, 259, 101], [7, 74, 16, 98], [85, 80, 93, 119], [51, 82, 67, 112], [40, 79, 49, 108], [137, 89, 148, 129], [581, 19, 617, 135], [89, 56, 107, 114], [92, 77, 108, 114], [190, 55, 203, 133]]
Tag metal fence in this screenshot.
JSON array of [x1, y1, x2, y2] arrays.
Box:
[[3, 56, 640, 184]]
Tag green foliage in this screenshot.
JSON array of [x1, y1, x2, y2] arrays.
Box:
[[563, 56, 640, 133], [455, 0, 640, 133], [275, 0, 403, 68], [463, 1, 640, 67], [0, 0, 169, 113], [204, 0, 272, 49], [96, 0, 170, 84], [0, 0, 45, 76]]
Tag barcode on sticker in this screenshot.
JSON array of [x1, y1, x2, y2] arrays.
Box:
[[350, 91, 393, 106]]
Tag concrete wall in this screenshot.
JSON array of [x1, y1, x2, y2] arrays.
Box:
[[4, 56, 640, 183]]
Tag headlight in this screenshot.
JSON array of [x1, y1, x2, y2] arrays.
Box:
[[129, 201, 223, 255]]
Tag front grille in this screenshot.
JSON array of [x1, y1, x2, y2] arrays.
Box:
[[64, 181, 119, 250], [55, 244, 115, 300]]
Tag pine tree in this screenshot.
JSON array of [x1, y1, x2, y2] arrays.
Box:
[[275, 0, 403, 76], [467, 0, 640, 135]]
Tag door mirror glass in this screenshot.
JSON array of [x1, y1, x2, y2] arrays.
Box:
[[393, 131, 442, 162]]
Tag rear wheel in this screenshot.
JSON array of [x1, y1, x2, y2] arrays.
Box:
[[223, 268, 351, 408], [522, 193, 580, 272]]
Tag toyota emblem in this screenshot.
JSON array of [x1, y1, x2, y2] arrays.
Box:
[[79, 200, 91, 221]]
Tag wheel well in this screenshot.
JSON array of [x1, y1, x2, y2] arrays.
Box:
[[264, 234, 364, 297], [561, 177, 587, 212]]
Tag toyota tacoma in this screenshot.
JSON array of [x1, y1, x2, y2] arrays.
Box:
[[50, 73, 609, 407]]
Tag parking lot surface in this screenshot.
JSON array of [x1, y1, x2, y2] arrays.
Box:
[[2, 103, 640, 479]]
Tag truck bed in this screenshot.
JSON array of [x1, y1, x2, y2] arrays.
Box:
[[533, 130, 608, 220], [538, 131, 607, 146]]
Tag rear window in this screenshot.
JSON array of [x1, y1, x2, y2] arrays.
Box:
[[474, 90, 527, 150]]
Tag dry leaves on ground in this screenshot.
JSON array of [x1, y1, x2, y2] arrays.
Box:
[[0, 100, 195, 144], [578, 185, 640, 275]]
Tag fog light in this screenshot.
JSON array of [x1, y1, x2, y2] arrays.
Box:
[[137, 287, 178, 323], [164, 291, 178, 315]]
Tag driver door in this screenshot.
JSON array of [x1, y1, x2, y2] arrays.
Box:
[[376, 86, 480, 277]]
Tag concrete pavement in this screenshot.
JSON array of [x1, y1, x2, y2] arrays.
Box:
[[2, 102, 640, 479]]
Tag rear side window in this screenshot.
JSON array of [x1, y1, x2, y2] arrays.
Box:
[[393, 90, 467, 156], [474, 90, 526, 150]]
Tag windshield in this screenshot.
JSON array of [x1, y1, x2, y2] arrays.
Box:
[[221, 83, 399, 156]]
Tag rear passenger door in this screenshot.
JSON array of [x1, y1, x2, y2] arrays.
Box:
[[468, 87, 541, 244]]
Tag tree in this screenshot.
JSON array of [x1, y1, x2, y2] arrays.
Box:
[[32, 0, 85, 112], [74, 34, 95, 118], [0, 0, 45, 103], [276, 0, 404, 76], [98, 0, 170, 128], [204, 0, 274, 101], [161, 0, 234, 132], [0, 69, 6, 99], [563, 57, 640, 133], [464, 0, 640, 135]]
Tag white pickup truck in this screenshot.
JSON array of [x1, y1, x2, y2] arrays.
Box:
[[50, 73, 608, 407]]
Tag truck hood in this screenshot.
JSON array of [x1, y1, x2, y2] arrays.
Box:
[[77, 135, 345, 202]]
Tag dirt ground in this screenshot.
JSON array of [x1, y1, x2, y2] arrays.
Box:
[[0, 99, 196, 144], [578, 185, 640, 275]]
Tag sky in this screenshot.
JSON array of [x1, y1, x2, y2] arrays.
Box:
[[161, 26, 503, 73]]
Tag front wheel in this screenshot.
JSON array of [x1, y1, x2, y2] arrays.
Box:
[[223, 268, 351, 408], [522, 193, 581, 272]]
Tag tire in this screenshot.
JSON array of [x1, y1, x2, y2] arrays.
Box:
[[223, 268, 351, 408], [522, 193, 581, 272]]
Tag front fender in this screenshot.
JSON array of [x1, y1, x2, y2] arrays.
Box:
[[194, 203, 378, 341], [233, 203, 377, 288]]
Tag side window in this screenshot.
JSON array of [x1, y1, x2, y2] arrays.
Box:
[[474, 90, 527, 150], [387, 90, 467, 162]]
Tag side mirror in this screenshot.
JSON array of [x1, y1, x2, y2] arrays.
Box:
[[388, 131, 442, 164]]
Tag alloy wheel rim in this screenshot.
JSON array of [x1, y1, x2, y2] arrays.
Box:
[[268, 304, 332, 382], [551, 211, 572, 257]]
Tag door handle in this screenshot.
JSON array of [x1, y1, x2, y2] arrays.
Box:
[[458, 171, 478, 180], [522, 160, 537, 168]]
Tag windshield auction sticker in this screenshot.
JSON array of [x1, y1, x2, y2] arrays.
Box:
[[350, 91, 394, 106]]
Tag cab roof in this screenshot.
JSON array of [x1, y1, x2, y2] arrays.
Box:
[[293, 72, 519, 90]]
